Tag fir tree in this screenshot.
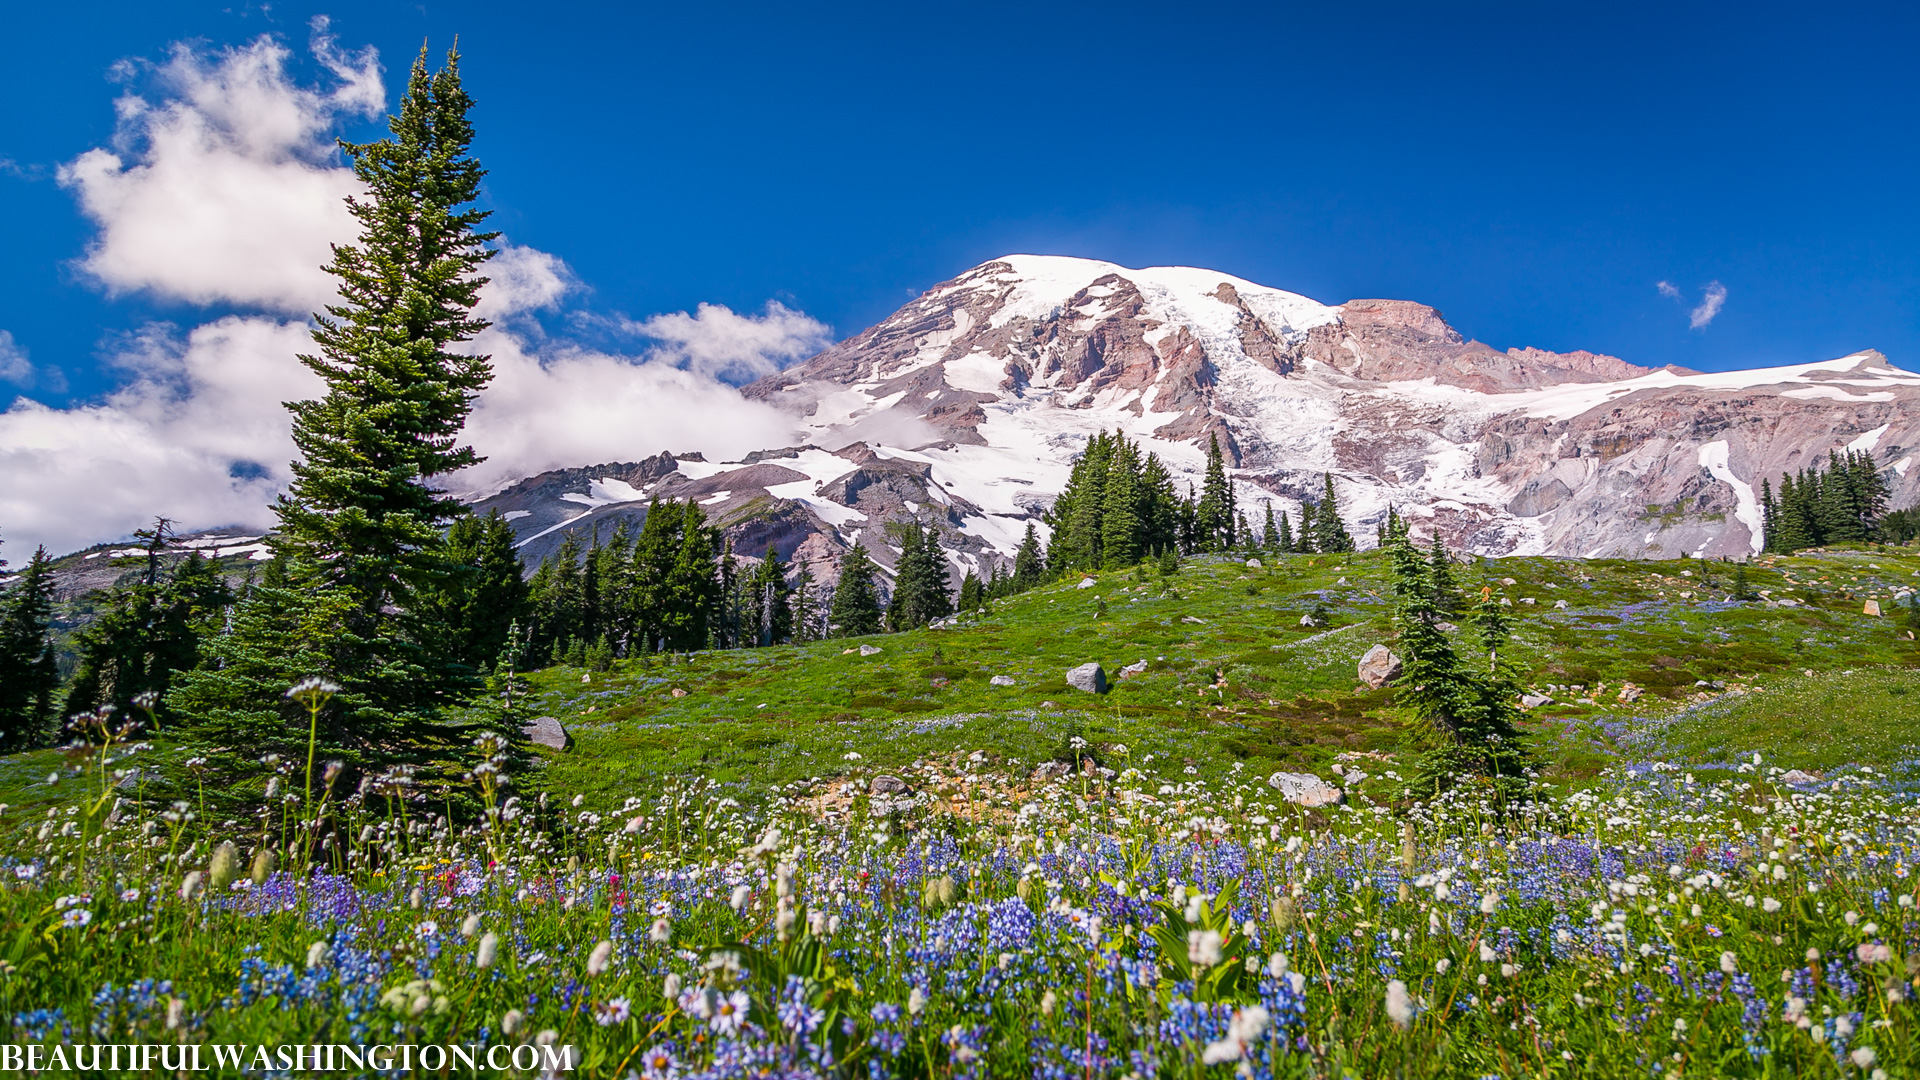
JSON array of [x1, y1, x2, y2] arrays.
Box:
[[1262, 501, 1280, 550], [172, 47, 498, 799], [1098, 438, 1141, 570], [64, 521, 233, 723], [957, 571, 984, 613], [1296, 499, 1317, 554], [1011, 522, 1046, 592], [660, 505, 719, 652], [1730, 561, 1758, 602], [1277, 510, 1295, 554], [424, 511, 530, 672], [1195, 433, 1235, 552], [1427, 534, 1461, 615], [1759, 478, 1778, 553], [886, 519, 951, 631], [1310, 473, 1355, 553], [749, 544, 793, 646], [790, 560, 819, 642], [0, 545, 58, 750], [829, 544, 883, 637]]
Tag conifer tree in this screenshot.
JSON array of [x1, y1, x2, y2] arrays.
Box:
[[423, 511, 530, 672], [661, 505, 720, 652], [0, 545, 58, 750], [1759, 478, 1778, 553], [1099, 438, 1141, 570], [1195, 434, 1235, 552], [790, 560, 820, 641], [1310, 473, 1355, 553], [829, 544, 883, 637], [172, 47, 498, 798], [748, 544, 793, 646], [1262, 501, 1280, 550], [1011, 522, 1046, 592], [1295, 500, 1316, 554], [1427, 534, 1461, 615], [1277, 510, 1295, 554], [64, 522, 234, 722], [886, 520, 952, 631], [957, 571, 983, 613]]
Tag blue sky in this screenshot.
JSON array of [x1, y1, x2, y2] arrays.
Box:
[[1, 0, 1917, 552]]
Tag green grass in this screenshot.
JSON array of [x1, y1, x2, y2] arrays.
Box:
[[518, 545, 1920, 808]]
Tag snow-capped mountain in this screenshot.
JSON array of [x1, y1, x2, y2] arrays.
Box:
[[479, 255, 1920, 575]]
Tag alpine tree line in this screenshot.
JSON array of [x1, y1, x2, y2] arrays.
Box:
[[1760, 449, 1904, 553]]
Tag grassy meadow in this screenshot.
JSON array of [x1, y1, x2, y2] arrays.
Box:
[[1, 545, 1917, 1077]]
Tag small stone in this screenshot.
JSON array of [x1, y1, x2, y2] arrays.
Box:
[[1245, 558, 1262, 568], [1076, 578, 1097, 590], [1863, 599, 1882, 617], [859, 644, 883, 656], [1267, 771, 1343, 807], [1181, 615, 1206, 624], [1520, 597, 1536, 605], [1499, 597, 1513, 607], [1520, 693, 1552, 709], [1066, 663, 1108, 694], [869, 775, 911, 796], [1553, 599, 1568, 610], [1779, 769, 1822, 786], [1357, 645, 1403, 689], [1337, 576, 1348, 585], [990, 675, 1016, 687], [1039, 700, 1059, 708], [1118, 660, 1149, 679], [671, 688, 688, 698], [523, 716, 570, 751], [1616, 683, 1644, 704], [1500, 577, 1517, 586], [1298, 614, 1317, 627]]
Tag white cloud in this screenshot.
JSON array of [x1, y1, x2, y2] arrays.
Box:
[[57, 24, 380, 314], [1689, 281, 1728, 329], [1, 29, 826, 554], [0, 332, 31, 386], [1656, 281, 1681, 300], [625, 302, 832, 384]]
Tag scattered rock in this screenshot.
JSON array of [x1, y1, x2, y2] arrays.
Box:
[[1267, 771, 1343, 807], [1553, 599, 1569, 610], [1245, 558, 1262, 568], [859, 644, 883, 656], [1357, 645, 1404, 689], [1337, 576, 1348, 585], [1076, 578, 1097, 590], [1118, 660, 1149, 679], [1520, 597, 1536, 605], [1499, 598, 1513, 607], [1298, 614, 1318, 627], [523, 716, 571, 751], [1500, 577, 1518, 586], [1520, 693, 1552, 709], [1863, 599, 1882, 617], [671, 687, 688, 698], [1434, 621, 1458, 632], [1030, 762, 1071, 783], [1779, 769, 1823, 786], [1066, 663, 1109, 694], [990, 675, 1016, 687], [1616, 683, 1644, 704], [868, 775, 912, 796], [1181, 615, 1206, 624], [1039, 700, 1059, 708]]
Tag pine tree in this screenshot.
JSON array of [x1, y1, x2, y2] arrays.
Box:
[[957, 571, 984, 613], [1277, 510, 1295, 554], [886, 519, 952, 631], [1098, 438, 1141, 569], [172, 47, 498, 799], [1195, 433, 1235, 553], [1011, 522, 1046, 592], [1310, 473, 1355, 553], [790, 560, 819, 641], [829, 543, 883, 637], [1730, 561, 1758, 602], [660, 505, 719, 652], [1262, 501, 1280, 550], [1759, 478, 1778, 553], [1296, 500, 1317, 554], [64, 522, 233, 723], [423, 511, 530, 672], [750, 544, 793, 646], [1047, 432, 1110, 572], [1427, 534, 1461, 615], [0, 546, 59, 750]]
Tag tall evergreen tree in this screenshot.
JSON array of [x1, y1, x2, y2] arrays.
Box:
[[1099, 438, 1141, 569], [829, 543, 883, 637], [1277, 510, 1295, 554], [661, 505, 720, 652], [0, 546, 58, 751], [1011, 523, 1046, 592], [172, 47, 497, 799], [1427, 534, 1461, 616], [790, 560, 820, 641], [423, 510, 530, 672], [1195, 433, 1235, 552], [1261, 501, 1280, 550], [957, 571, 984, 613], [1310, 473, 1356, 553], [749, 544, 793, 646], [886, 519, 952, 631], [1759, 478, 1778, 553]]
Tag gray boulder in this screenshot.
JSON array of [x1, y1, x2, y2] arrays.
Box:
[[1118, 660, 1149, 679], [1357, 645, 1404, 689], [1779, 769, 1822, 786], [1076, 578, 1097, 590], [523, 716, 570, 751], [1066, 662, 1108, 694], [1267, 771, 1343, 807], [869, 775, 911, 796], [859, 644, 883, 656], [1520, 693, 1552, 710], [989, 674, 1016, 687]]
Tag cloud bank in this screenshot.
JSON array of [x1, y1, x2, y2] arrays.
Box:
[[0, 29, 823, 556]]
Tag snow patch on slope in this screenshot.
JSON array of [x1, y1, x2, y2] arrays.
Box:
[[1697, 440, 1764, 555]]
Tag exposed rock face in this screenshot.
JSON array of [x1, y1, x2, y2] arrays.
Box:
[[1267, 771, 1343, 807], [1357, 645, 1404, 689], [467, 255, 1920, 576]]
